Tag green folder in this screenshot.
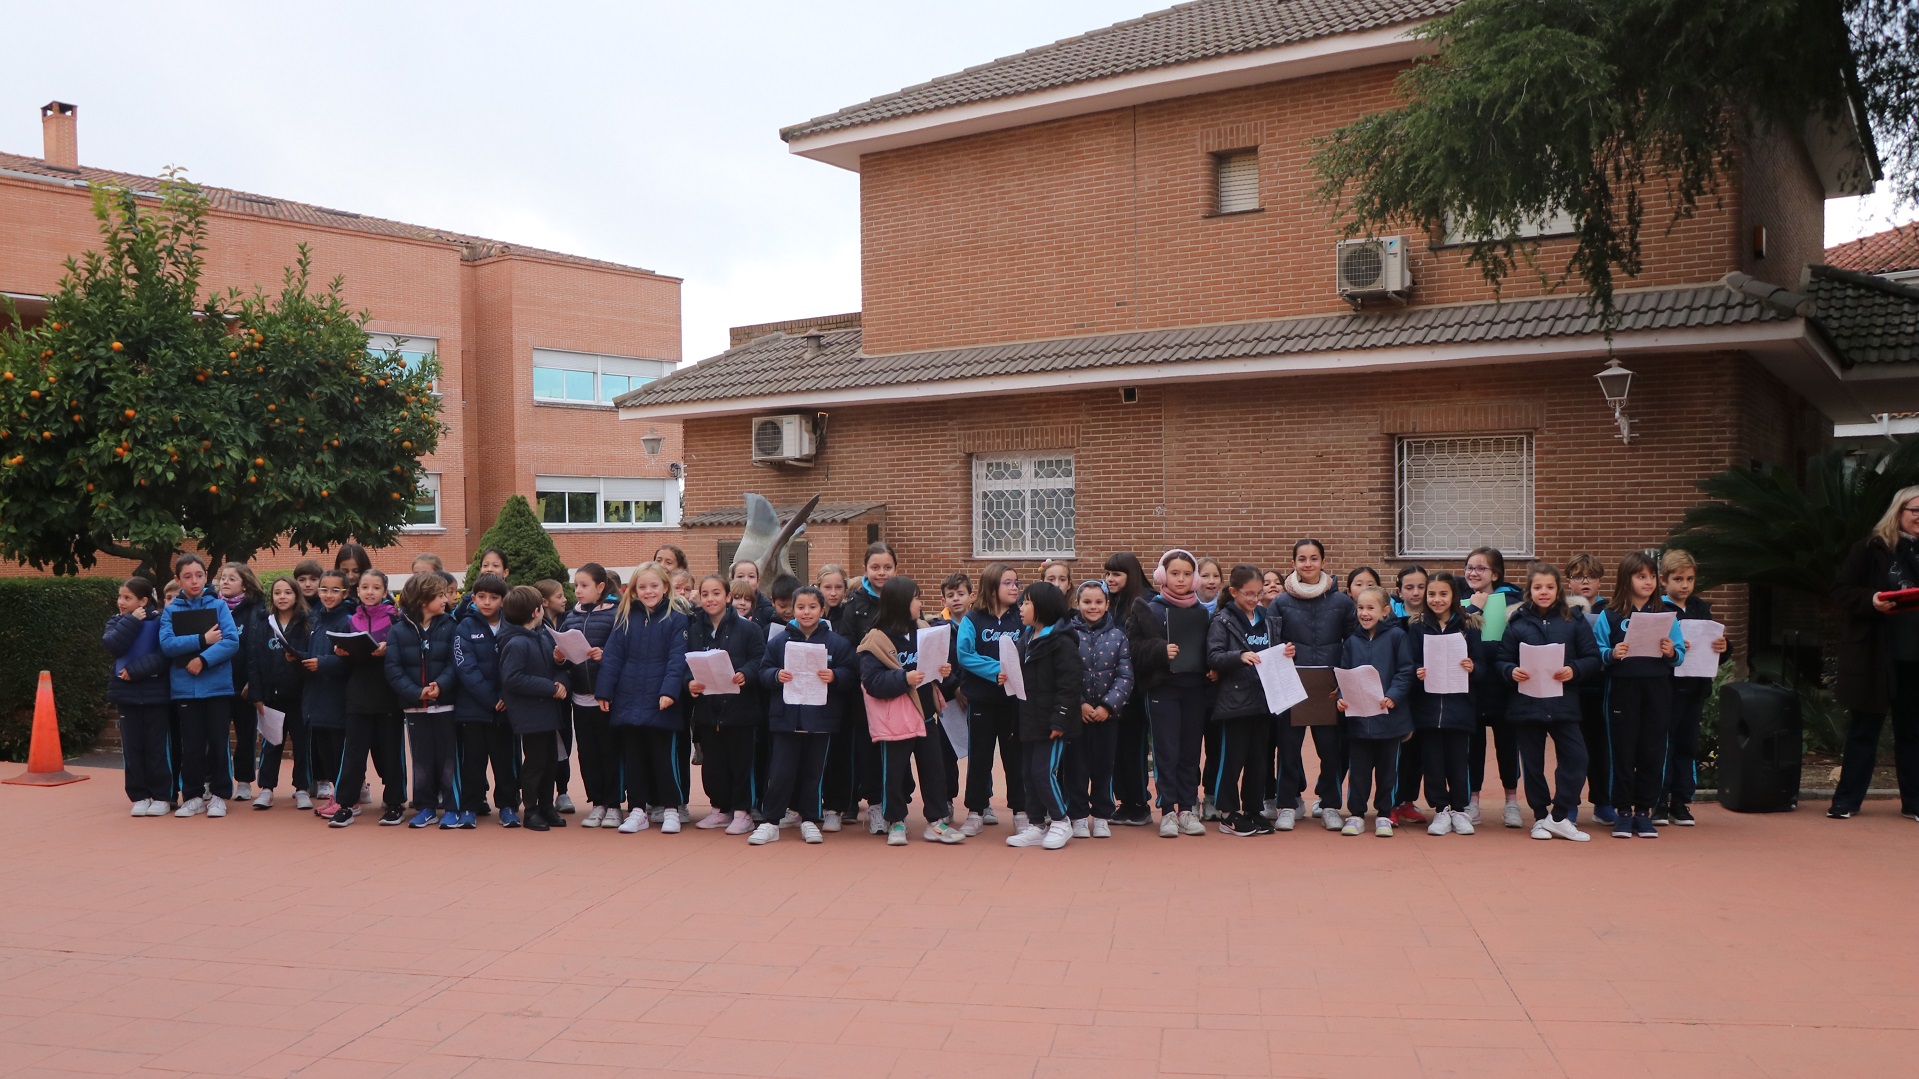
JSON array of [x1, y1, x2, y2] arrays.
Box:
[[1480, 592, 1509, 642]]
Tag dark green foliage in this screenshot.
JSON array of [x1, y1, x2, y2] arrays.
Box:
[[1667, 437, 1919, 595], [1314, 0, 1916, 329], [0, 171, 442, 580], [464, 495, 568, 589], [0, 578, 120, 761]]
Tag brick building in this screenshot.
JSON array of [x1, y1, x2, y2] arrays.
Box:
[[620, 0, 1918, 659], [1, 101, 686, 576]]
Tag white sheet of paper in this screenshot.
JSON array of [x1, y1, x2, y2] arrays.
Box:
[[257, 705, 286, 745], [998, 634, 1027, 701], [550, 628, 592, 665], [917, 623, 952, 684], [940, 698, 969, 759], [1674, 620, 1725, 678], [1423, 633, 1470, 695], [1518, 642, 1566, 698], [1334, 666, 1386, 717], [1622, 611, 1677, 659], [767, 623, 786, 643], [1254, 646, 1308, 715], [685, 648, 740, 695], [782, 641, 830, 706]]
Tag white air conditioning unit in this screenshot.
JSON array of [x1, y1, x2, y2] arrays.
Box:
[[750, 414, 817, 465], [1336, 236, 1410, 304]]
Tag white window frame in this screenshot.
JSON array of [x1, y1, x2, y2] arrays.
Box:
[[404, 472, 442, 532], [534, 475, 681, 530], [1440, 207, 1577, 246], [367, 333, 440, 395], [1213, 149, 1259, 214], [971, 452, 1076, 559], [531, 347, 670, 408], [1395, 435, 1535, 560]]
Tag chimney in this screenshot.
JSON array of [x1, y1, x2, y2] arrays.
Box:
[[800, 332, 824, 359], [41, 101, 77, 169]]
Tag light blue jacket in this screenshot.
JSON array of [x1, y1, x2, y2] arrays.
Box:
[[158, 592, 241, 699]]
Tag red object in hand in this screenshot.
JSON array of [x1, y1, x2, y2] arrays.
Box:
[[1878, 588, 1919, 613]]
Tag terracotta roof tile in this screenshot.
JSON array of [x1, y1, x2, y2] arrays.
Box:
[[781, 0, 1457, 142], [0, 151, 672, 279], [1824, 221, 1919, 275]]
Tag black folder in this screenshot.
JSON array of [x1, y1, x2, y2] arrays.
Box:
[[1167, 606, 1209, 675], [168, 609, 218, 668], [327, 630, 378, 659]]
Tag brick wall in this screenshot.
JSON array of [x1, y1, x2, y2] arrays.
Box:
[[679, 352, 1819, 659], [859, 62, 1780, 356], [730, 312, 862, 349]]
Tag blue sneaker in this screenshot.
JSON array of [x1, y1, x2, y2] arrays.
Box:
[[458, 811, 476, 829], [500, 807, 522, 828], [1592, 805, 1619, 826], [408, 808, 439, 829], [439, 810, 461, 830]]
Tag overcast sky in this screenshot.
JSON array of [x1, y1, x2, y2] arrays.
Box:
[[6, 1, 1912, 364]]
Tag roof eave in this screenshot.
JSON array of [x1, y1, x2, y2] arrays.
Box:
[[784, 24, 1432, 173]]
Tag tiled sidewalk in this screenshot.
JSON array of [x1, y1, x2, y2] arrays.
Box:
[[2, 768, 1914, 1077]]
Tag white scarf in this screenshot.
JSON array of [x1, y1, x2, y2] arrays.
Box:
[[1284, 572, 1332, 600]]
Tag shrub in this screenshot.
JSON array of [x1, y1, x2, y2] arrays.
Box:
[[0, 577, 121, 760], [464, 495, 568, 592]]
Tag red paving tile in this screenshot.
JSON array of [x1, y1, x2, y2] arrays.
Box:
[[3, 764, 1917, 1077]]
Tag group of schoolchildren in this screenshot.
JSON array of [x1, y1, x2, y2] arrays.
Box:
[[102, 535, 1727, 846]]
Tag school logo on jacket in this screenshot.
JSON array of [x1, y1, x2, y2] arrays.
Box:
[[977, 628, 1005, 643], [1246, 632, 1270, 648]]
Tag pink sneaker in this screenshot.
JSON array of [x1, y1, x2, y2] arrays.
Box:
[[725, 811, 754, 835], [694, 809, 729, 830], [314, 799, 341, 819]]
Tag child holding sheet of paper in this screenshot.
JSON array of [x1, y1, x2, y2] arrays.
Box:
[[1335, 587, 1413, 837], [1658, 549, 1725, 827], [1206, 566, 1290, 838], [752, 586, 854, 845], [1592, 552, 1687, 839], [955, 563, 1027, 836], [596, 563, 689, 835], [857, 576, 963, 846], [686, 573, 766, 835], [1499, 563, 1602, 842], [1408, 572, 1481, 835]]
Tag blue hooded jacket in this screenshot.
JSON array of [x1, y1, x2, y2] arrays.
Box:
[[1338, 621, 1414, 740], [760, 619, 855, 734], [302, 601, 355, 729], [158, 591, 241, 699], [103, 607, 169, 707], [595, 598, 688, 730]]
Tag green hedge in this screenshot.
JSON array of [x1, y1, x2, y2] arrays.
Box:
[[0, 577, 121, 761]]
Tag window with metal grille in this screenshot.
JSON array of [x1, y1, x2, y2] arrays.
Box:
[[972, 453, 1076, 558], [1214, 150, 1259, 213], [1395, 436, 1534, 559]]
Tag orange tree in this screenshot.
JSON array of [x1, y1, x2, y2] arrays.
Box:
[[0, 171, 441, 580]]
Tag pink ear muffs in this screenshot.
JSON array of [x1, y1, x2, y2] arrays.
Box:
[[1155, 548, 1195, 588]]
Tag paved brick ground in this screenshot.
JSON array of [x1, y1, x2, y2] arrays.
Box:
[[2, 766, 1915, 1077]]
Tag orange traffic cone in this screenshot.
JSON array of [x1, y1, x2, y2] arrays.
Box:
[[4, 671, 89, 786]]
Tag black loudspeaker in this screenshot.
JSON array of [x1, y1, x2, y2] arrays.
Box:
[[1715, 682, 1802, 813]]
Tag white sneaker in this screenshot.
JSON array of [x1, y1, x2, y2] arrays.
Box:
[[726, 811, 755, 835], [960, 812, 985, 837], [1006, 824, 1045, 847], [750, 822, 780, 845], [800, 821, 823, 843], [1199, 796, 1218, 822], [1467, 793, 1482, 825], [1071, 817, 1091, 839], [555, 793, 576, 814], [206, 796, 227, 818], [581, 806, 606, 828], [1160, 812, 1180, 838], [1531, 821, 1553, 840], [1090, 818, 1111, 838], [1375, 816, 1393, 837], [1538, 815, 1591, 842], [1178, 810, 1204, 836], [252, 789, 273, 810], [780, 809, 801, 828], [660, 809, 681, 834], [293, 790, 313, 811], [617, 808, 649, 833], [1503, 798, 1523, 829], [1275, 808, 1297, 831], [130, 799, 151, 817], [1260, 798, 1279, 822], [360, 784, 371, 805], [981, 806, 999, 826], [887, 822, 909, 846], [175, 795, 208, 819], [1450, 810, 1475, 836], [924, 821, 966, 844], [694, 809, 728, 830], [648, 805, 666, 824], [1309, 798, 1323, 819], [1013, 811, 1031, 833], [144, 799, 172, 816], [1042, 820, 1072, 849], [869, 809, 887, 835], [822, 809, 843, 832], [1427, 811, 1454, 836], [317, 781, 335, 801], [233, 781, 253, 800], [1321, 806, 1345, 831]]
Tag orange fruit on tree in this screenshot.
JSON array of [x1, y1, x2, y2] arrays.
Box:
[[111, 341, 123, 352], [123, 409, 136, 419], [208, 484, 218, 494], [253, 457, 264, 466]]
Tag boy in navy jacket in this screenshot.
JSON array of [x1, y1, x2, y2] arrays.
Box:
[[452, 574, 518, 825], [499, 584, 569, 831]]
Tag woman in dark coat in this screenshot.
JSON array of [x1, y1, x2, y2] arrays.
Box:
[[1829, 486, 1919, 819]]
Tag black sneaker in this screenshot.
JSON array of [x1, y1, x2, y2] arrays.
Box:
[[547, 809, 568, 828], [1249, 812, 1276, 836], [1668, 804, 1695, 826], [1827, 806, 1854, 819], [1650, 806, 1672, 826], [1220, 812, 1258, 837], [525, 811, 550, 832], [328, 806, 355, 828], [379, 806, 405, 826]]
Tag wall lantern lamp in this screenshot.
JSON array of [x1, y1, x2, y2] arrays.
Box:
[[641, 433, 665, 455], [1594, 358, 1634, 444]]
